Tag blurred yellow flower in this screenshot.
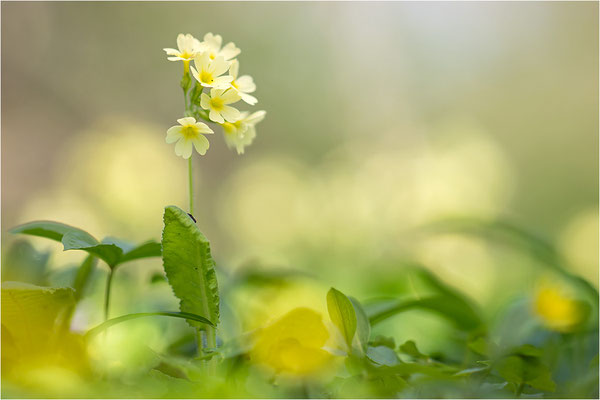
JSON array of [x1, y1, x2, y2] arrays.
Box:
[[163, 33, 201, 62], [222, 110, 266, 154], [534, 284, 584, 332], [191, 52, 233, 89], [166, 117, 213, 158], [201, 88, 242, 124], [229, 60, 257, 105], [250, 307, 335, 376], [199, 32, 241, 61]]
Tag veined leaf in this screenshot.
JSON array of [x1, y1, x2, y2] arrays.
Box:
[[327, 287, 357, 349], [161, 205, 219, 330], [85, 311, 215, 339]]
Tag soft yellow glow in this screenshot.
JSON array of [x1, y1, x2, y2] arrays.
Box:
[[250, 307, 334, 376], [534, 283, 583, 332]]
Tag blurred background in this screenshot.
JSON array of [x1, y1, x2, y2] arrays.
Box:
[[2, 2, 598, 355]]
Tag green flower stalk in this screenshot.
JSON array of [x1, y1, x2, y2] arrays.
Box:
[[163, 32, 266, 362]]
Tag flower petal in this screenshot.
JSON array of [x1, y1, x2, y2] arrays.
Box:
[[175, 138, 193, 159], [195, 122, 214, 134], [236, 75, 256, 93], [240, 93, 258, 105], [221, 106, 241, 123], [211, 56, 230, 77], [221, 89, 242, 104], [229, 59, 239, 79], [220, 42, 241, 60], [192, 135, 210, 155], [200, 93, 211, 110], [177, 117, 196, 126], [209, 109, 225, 124], [166, 126, 183, 143], [245, 110, 266, 125]]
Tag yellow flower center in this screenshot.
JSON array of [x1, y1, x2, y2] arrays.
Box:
[[210, 97, 224, 111], [199, 70, 214, 84], [209, 52, 216, 60], [180, 51, 194, 59], [181, 125, 199, 140]]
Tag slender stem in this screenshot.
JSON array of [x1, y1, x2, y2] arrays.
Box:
[[188, 157, 194, 216], [515, 382, 525, 397], [104, 268, 115, 321]]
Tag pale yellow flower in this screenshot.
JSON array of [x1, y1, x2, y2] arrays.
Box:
[[190, 52, 233, 89], [250, 307, 335, 376], [229, 59, 257, 105], [200, 88, 241, 124], [199, 32, 241, 61], [163, 33, 201, 61], [534, 283, 584, 332], [166, 117, 213, 159], [221, 110, 266, 154]]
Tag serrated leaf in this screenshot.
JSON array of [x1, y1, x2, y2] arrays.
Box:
[[161, 205, 219, 330], [327, 287, 357, 349], [349, 296, 370, 353]]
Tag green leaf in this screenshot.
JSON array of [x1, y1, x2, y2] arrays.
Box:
[[399, 340, 426, 359], [1, 240, 50, 285], [85, 311, 215, 339], [10, 220, 86, 242], [367, 345, 401, 366], [120, 241, 162, 264], [12, 220, 161, 269], [161, 205, 219, 330], [367, 294, 482, 331], [349, 296, 370, 353], [72, 255, 97, 301], [327, 287, 357, 349], [62, 231, 123, 267], [494, 354, 556, 393]]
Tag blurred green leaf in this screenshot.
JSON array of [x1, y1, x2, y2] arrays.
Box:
[[11, 220, 161, 269], [161, 205, 219, 330], [367, 345, 400, 367], [10, 220, 85, 242], [399, 340, 426, 360], [424, 217, 599, 304], [368, 294, 482, 331], [327, 287, 357, 349], [120, 241, 162, 264], [370, 335, 396, 349], [1, 240, 50, 285], [72, 255, 97, 301], [349, 296, 370, 353], [85, 311, 215, 339], [494, 354, 556, 393]]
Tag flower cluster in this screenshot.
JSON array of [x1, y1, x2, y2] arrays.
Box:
[[164, 33, 266, 158]]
